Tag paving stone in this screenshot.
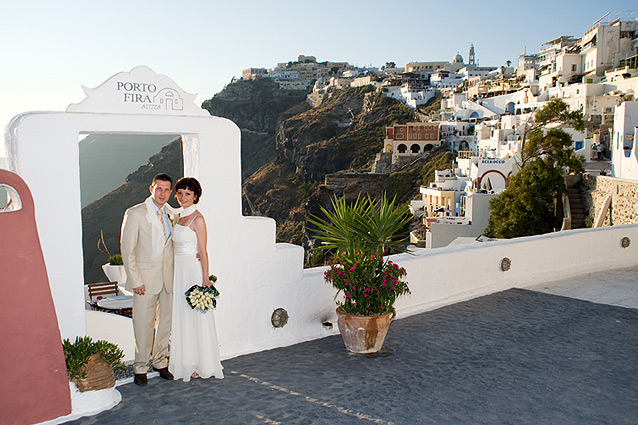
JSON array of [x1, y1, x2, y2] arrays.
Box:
[[67, 289, 638, 425]]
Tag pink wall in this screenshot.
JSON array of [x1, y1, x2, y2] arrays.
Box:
[[0, 169, 71, 424]]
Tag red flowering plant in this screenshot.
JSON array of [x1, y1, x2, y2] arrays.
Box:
[[309, 193, 412, 317], [324, 250, 409, 316]]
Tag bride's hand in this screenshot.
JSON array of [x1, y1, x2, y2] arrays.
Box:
[[203, 279, 213, 287]]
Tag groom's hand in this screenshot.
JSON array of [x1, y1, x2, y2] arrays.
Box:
[[133, 284, 146, 295]]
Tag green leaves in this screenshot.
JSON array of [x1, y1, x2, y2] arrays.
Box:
[[307, 193, 411, 257], [485, 99, 584, 239], [533, 98, 584, 131], [63, 336, 125, 381], [521, 98, 585, 167], [524, 128, 584, 173], [108, 254, 123, 265], [485, 157, 567, 238]]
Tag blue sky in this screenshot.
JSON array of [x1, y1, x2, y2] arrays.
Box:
[[1, 1, 637, 157]]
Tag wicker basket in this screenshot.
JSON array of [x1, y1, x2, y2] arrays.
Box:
[[72, 353, 115, 392]]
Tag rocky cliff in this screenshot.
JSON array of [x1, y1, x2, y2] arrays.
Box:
[[202, 78, 309, 179], [239, 85, 440, 257]]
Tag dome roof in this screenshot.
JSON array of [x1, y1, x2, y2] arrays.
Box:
[[453, 53, 464, 64]]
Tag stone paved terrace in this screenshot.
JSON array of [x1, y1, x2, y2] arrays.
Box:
[[66, 266, 638, 425]]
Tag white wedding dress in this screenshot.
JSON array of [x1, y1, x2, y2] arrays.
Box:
[[169, 219, 224, 381]]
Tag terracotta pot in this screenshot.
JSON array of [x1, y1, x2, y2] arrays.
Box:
[[335, 307, 393, 353], [72, 353, 115, 392]]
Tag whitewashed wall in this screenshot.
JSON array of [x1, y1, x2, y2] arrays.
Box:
[[391, 224, 638, 319], [611, 101, 638, 181]]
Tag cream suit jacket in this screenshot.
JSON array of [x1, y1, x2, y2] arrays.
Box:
[[120, 203, 174, 295]]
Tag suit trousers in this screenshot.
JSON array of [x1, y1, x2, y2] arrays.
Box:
[[132, 286, 173, 374]]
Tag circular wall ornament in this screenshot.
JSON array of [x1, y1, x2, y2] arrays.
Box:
[[621, 237, 631, 248], [271, 308, 289, 328], [500, 257, 511, 272]]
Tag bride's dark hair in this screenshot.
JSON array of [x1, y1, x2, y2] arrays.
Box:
[[175, 177, 202, 204]]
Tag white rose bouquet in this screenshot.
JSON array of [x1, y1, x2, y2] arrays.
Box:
[[185, 276, 220, 313]]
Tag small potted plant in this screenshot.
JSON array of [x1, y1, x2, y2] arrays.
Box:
[[63, 336, 125, 392], [308, 193, 412, 353], [98, 230, 127, 286]]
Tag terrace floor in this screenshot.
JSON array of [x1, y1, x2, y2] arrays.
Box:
[[66, 266, 638, 425]]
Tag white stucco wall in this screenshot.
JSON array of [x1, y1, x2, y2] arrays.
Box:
[[393, 224, 638, 318], [611, 101, 638, 181], [5, 110, 301, 337]]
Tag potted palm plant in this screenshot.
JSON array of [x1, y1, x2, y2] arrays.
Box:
[[308, 193, 412, 353], [98, 230, 127, 286]]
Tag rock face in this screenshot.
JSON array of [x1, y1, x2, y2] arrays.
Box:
[[241, 85, 420, 254], [202, 78, 309, 179]]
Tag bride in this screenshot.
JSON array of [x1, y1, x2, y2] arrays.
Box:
[[169, 177, 224, 381]]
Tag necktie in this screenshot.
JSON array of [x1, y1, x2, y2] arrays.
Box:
[[157, 209, 167, 241]]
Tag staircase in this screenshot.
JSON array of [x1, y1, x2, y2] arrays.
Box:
[[567, 185, 586, 229]]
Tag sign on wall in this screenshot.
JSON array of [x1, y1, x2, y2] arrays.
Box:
[[67, 65, 209, 117]]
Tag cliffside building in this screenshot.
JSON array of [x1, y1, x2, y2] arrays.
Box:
[[385, 122, 442, 164], [242, 68, 267, 80], [371, 122, 443, 173]]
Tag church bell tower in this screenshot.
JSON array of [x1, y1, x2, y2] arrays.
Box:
[[469, 43, 476, 65]]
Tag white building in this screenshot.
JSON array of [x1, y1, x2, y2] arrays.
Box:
[[267, 69, 299, 81], [425, 191, 498, 248], [458, 65, 498, 81], [611, 101, 638, 180], [383, 84, 438, 109], [421, 169, 471, 219], [534, 19, 638, 93], [351, 75, 376, 87], [419, 159, 506, 248], [430, 71, 464, 88]]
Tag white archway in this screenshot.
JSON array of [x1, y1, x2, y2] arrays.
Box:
[[5, 67, 304, 356]]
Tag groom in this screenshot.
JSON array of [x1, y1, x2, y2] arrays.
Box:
[[121, 173, 175, 386]]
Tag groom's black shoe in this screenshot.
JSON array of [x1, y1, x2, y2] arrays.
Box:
[[156, 367, 174, 380], [134, 373, 148, 386]]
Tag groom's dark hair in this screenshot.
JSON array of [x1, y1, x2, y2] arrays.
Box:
[[151, 173, 173, 187]]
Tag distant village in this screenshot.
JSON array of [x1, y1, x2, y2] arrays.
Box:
[[241, 13, 638, 249]]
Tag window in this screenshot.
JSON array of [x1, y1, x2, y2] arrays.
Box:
[[572, 64, 577, 72]]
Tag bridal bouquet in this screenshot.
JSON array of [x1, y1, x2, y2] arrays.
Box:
[[185, 278, 220, 313]]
